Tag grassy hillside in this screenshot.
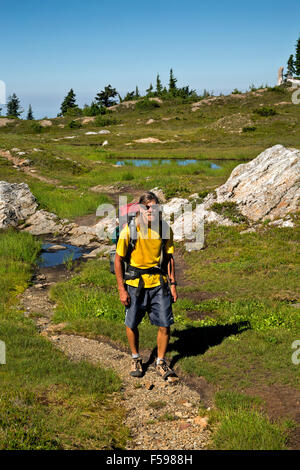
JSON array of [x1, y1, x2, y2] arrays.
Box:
[[1, 83, 299, 219], [1, 84, 300, 158]]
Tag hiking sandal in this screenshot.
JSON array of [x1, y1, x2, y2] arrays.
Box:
[[130, 358, 143, 377], [155, 359, 179, 383]]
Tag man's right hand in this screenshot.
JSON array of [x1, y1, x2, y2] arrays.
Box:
[[119, 289, 131, 307]]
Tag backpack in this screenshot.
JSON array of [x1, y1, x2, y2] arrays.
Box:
[[109, 203, 140, 275]]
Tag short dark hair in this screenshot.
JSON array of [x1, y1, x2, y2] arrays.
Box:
[[139, 191, 159, 205]]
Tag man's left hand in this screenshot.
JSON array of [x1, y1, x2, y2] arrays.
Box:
[[170, 285, 178, 303]]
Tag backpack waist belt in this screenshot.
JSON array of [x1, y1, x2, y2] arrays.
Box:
[[124, 265, 168, 297]]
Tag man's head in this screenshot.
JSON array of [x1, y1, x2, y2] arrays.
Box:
[[139, 191, 160, 225]]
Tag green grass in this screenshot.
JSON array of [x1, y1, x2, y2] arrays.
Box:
[[184, 222, 300, 304], [50, 259, 123, 322], [0, 317, 129, 449], [0, 229, 129, 449], [178, 327, 299, 389], [209, 391, 293, 450], [28, 181, 110, 220], [212, 408, 290, 450], [0, 228, 41, 310]]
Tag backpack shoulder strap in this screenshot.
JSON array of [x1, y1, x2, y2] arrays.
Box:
[[124, 215, 138, 263], [159, 216, 167, 270]]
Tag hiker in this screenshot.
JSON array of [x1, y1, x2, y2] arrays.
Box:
[[114, 191, 178, 381]]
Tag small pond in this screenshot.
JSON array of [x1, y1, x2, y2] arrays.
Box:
[[37, 243, 85, 268], [114, 159, 221, 169]]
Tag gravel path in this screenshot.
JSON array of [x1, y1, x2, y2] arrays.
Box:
[[49, 333, 211, 450], [20, 271, 212, 451]]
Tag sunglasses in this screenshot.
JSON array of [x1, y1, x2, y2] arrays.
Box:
[[140, 204, 161, 211]]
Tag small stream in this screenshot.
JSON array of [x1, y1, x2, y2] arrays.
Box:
[[37, 243, 86, 268]]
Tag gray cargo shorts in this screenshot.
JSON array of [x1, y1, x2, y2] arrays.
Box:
[[124, 284, 174, 329]]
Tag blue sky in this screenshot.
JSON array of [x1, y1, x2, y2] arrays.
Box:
[[1, 0, 299, 118]]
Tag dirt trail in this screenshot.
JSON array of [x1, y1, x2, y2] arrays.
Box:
[[19, 261, 211, 450], [0, 149, 76, 189]]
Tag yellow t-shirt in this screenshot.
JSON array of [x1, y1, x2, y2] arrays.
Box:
[[116, 220, 174, 288]]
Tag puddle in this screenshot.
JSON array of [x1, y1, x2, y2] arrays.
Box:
[[37, 243, 84, 268], [114, 159, 221, 169]]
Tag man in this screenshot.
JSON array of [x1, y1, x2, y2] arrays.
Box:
[[114, 191, 178, 382]]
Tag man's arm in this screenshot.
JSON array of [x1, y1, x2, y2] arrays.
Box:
[[115, 252, 130, 306], [165, 253, 178, 303]]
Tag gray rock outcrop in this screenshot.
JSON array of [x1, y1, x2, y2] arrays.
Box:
[[22, 210, 73, 236], [0, 181, 38, 228], [65, 224, 100, 246], [210, 144, 300, 221]]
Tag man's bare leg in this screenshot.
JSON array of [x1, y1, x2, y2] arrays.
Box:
[[157, 326, 170, 360], [126, 326, 143, 377], [126, 326, 139, 355], [156, 326, 178, 382]]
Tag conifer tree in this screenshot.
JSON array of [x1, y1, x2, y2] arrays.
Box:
[[27, 104, 34, 120], [123, 91, 135, 101], [295, 36, 300, 76], [60, 89, 77, 115], [146, 83, 153, 95], [135, 86, 140, 98], [82, 101, 106, 116], [95, 85, 118, 107], [285, 55, 295, 77], [156, 74, 163, 94], [168, 68, 177, 94], [90, 101, 99, 115], [6, 93, 23, 117]]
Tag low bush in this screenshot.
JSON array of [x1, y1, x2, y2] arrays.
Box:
[[67, 120, 82, 129], [83, 103, 106, 116], [253, 107, 277, 117], [121, 172, 134, 181], [95, 115, 119, 126], [135, 99, 160, 111], [28, 122, 43, 133], [267, 86, 285, 93], [197, 190, 210, 201], [210, 201, 248, 224], [65, 107, 83, 117]]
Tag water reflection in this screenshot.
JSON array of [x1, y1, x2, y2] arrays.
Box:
[[114, 159, 221, 169], [37, 243, 84, 267]]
